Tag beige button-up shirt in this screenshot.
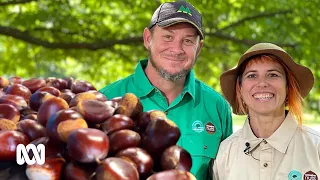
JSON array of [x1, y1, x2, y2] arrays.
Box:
[[212, 114, 320, 180]]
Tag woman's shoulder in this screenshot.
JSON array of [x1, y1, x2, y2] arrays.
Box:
[[300, 125, 320, 142], [219, 128, 243, 149]]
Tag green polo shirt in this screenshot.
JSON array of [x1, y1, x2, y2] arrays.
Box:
[[100, 59, 233, 180]]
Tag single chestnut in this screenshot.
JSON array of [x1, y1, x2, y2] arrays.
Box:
[[46, 78, 68, 90], [67, 128, 109, 163], [0, 94, 28, 111], [95, 157, 139, 180], [17, 119, 47, 141], [26, 157, 66, 180], [8, 76, 23, 85], [47, 109, 87, 142], [36, 86, 61, 97], [140, 117, 181, 163], [37, 97, 69, 126], [135, 110, 167, 135], [0, 130, 30, 161], [22, 78, 46, 93], [0, 104, 20, 123], [59, 90, 75, 104], [4, 84, 32, 102], [116, 147, 154, 179], [63, 161, 96, 180], [71, 80, 96, 94], [69, 90, 107, 107], [76, 99, 115, 124], [101, 114, 134, 135], [108, 129, 141, 155], [29, 91, 55, 111], [161, 145, 192, 171]]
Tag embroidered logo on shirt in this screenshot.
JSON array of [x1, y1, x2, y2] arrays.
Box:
[[205, 122, 216, 134], [288, 170, 302, 180], [304, 171, 318, 180], [192, 120, 204, 133]]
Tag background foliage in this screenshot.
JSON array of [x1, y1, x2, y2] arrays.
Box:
[[1, 0, 319, 119]]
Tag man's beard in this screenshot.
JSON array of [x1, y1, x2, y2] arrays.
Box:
[[149, 53, 192, 82]]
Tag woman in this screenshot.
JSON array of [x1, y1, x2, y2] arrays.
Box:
[[213, 43, 320, 180]]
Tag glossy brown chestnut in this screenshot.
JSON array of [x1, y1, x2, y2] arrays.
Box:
[[109, 129, 141, 155], [146, 170, 196, 180], [0, 130, 30, 161], [161, 145, 192, 171], [36, 86, 61, 97], [135, 110, 167, 135], [59, 90, 75, 104], [4, 84, 32, 102], [29, 91, 55, 111], [95, 157, 139, 180], [0, 94, 28, 111], [141, 117, 181, 162], [46, 78, 68, 90], [26, 157, 66, 180], [101, 114, 134, 135], [67, 128, 109, 163], [37, 97, 69, 126], [31, 136, 65, 158], [69, 90, 107, 107], [47, 109, 87, 142], [17, 119, 47, 141], [8, 76, 23, 85], [21, 114, 37, 121], [116, 147, 154, 179], [22, 78, 46, 93], [76, 99, 115, 124], [71, 80, 96, 94], [63, 161, 96, 180], [0, 104, 20, 123], [63, 77, 74, 89]]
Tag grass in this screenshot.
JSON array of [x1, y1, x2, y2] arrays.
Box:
[[232, 113, 320, 126]]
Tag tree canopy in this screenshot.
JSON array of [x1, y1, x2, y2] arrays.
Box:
[[1, 0, 319, 114]]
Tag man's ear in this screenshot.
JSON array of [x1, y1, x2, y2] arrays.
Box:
[[143, 27, 152, 50], [196, 39, 203, 57]]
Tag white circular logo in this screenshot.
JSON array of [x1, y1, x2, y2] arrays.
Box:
[[192, 120, 204, 133]]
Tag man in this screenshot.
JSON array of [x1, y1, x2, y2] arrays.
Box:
[[100, 1, 233, 179]]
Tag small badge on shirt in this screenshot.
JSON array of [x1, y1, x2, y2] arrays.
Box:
[[192, 120, 204, 133], [205, 122, 216, 134], [304, 171, 318, 180], [288, 170, 302, 180]]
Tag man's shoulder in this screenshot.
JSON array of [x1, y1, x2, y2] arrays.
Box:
[[99, 75, 133, 99], [195, 79, 228, 103]]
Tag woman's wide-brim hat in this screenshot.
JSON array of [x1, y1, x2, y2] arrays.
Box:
[[220, 43, 314, 115]]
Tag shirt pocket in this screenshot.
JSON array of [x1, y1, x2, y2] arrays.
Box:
[[181, 132, 221, 158]]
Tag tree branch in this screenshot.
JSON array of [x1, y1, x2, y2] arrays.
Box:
[[220, 10, 293, 31], [0, 0, 37, 6], [207, 31, 297, 48], [0, 25, 142, 50], [0, 24, 296, 50]]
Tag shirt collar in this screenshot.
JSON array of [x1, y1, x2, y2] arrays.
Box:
[[133, 59, 196, 102], [133, 59, 154, 98], [242, 112, 298, 153]]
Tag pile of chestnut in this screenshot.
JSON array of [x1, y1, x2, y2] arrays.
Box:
[[0, 76, 195, 180]]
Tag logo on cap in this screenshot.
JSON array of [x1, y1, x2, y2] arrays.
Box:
[[288, 170, 302, 180], [177, 5, 192, 16], [205, 122, 216, 134], [192, 120, 204, 133], [304, 171, 318, 180]]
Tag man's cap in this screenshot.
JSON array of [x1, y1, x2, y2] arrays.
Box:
[[148, 1, 204, 39]]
